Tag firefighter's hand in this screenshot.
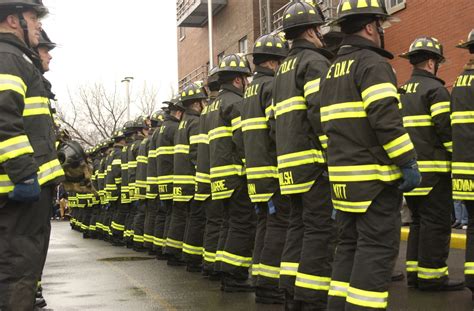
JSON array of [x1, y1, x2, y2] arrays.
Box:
[[398, 159, 421, 192], [8, 174, 41, 202]]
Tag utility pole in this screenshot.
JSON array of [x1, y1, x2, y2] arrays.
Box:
[[208, 0, 213, 69], [121, 76, 134, 120]]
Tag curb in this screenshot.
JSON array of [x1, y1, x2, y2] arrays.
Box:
[[401, 227, 466, 250]]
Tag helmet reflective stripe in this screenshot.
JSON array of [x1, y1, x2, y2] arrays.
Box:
[[400, 36, 444, 61]]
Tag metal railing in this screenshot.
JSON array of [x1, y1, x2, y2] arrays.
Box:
[[179, 65, 209, 91], [177, 0, 198, 22]]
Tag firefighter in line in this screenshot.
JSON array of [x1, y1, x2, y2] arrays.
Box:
[[240, 33, 290, 305], [0, 0, 66, 308], [196, 68, 224, 280], [272, 2, 335, 309], [320, 0, 421, 309], [208, 53, 257, 292], [400, 36, 464, 291], [173, 82, 207, 272], [452, 29, 474, 296], [154, 98, 185, 262]]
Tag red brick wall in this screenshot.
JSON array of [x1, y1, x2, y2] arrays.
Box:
[[386, 0, 474, 88]]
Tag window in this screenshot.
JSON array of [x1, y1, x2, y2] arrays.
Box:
[[178, 27, 186, 41], [239, 36, 248, 54], [385, 0, 406, 14]]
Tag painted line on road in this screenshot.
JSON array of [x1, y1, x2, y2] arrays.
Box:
[[401, 227, 466, 250]]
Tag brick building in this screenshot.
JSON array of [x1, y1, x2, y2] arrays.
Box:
[[176, 0, 474, 90]]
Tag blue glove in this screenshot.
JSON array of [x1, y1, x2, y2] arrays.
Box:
[[8, 173, 41, 202], [398, 159, 422, 192], [268, 200, 276, 215]]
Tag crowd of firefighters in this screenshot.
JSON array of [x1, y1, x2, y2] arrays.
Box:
[[1, 0, 474, 310]]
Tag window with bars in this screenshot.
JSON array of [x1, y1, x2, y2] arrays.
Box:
[[239, 36, 248, 54], [385, 0, 406, 14]]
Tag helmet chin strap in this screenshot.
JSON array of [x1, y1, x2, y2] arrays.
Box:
[[18, 12, 31, 48], [376, 20, 385, 49], [315, 29, 326, 48]]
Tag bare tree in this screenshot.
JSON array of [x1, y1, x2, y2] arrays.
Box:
[[57, 83, 127, 147], [135, 82, 159, 117]]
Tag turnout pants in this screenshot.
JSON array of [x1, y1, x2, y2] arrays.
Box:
[[132, 200, 147, 247], [294, 176, 336, 306], [406, 176, 452, 289], [464, 201, 474, 289], [144, 199, 158, 250], [124, 201, 138, 243], [0, 186, 53, 311], [328, 186, 402, 311], [183, 199, 206, 265], [153, 199, 172, 253], [202, 198, 224, 273], [111, 202, 128, 239], [252, 192, 290, 290], [164, 201, 189, 257], [215, 183, 257, 280]]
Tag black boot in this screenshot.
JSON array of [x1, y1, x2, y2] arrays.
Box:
[[221, 276, 255, 293], [419, 279, 465, 292], [255, 287, 285, 304], [167, 255, 186, 266], [186, 263, 202, 273], [391, 270, 405, 282], [284, 293, 302, 311]]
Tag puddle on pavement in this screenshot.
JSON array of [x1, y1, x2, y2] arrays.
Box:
[[130, 286, 146, 297], [98, 256, 154, 262]]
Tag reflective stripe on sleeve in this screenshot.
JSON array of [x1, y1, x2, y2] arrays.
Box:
[[452, 162, 474, 175], [209, 126, 232, 141], [451, 111, 474, 125], [174, 144, 190, 154], [156, 146, 175, 155], [321, 101, 366, 122], [0, 135, 34, 163], [210, 164, 244, 178], [241, 117, 268, 132], [23, 97, 50, 117], [404, 187, 432, 196], [361, 82, 398, 109], [383, 133, 414, 159], [0, 74, 27, 97], [332, 199, 371, 213], [246, 166, 278, 179], [430, 101, 450, 117], [190, 134, 208, 144], [304, 78, 320, 98], [403, 115, 433, 127], [274, 96, 306, 118], [277, 149, 325, 168], [328, 164, 401, 182], [231, 116, 242, 131]]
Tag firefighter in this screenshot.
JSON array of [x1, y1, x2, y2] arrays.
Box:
[[197, 69, 224, 280], [124, 117, 149, 247], [110, 121, 136, 245], [452, 29, 474, 295], [399, 37, 464, 291], [240, 33, 290, 304], [143, 111, 164, 254], [208, 53, 257, 292], [0, 1, 66, 308], [154, 97, 185, 262], [272, 2, 335, 309], [169, 82, 207, 272], [319, 1, 421, 309]]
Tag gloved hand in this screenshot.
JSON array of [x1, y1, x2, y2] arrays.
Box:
[[398, 159, 422, 192], [8, 173, 41, 202]]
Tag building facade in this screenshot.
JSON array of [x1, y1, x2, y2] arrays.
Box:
[[176, 0, 474, 90]]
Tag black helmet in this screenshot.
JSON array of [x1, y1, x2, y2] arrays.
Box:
[[457, 29, 474, 49], [282, 1, 325, 33], [0, 0, 48, 17], [135, 115, 150, 128], [122, 120, 136, 135], [57, 140, 86, 170], [38, 29, 56, 50], [180, 82, 207, 105], [150, 110, 165, 127], [207, 66, 221, 92], [400, 36, 445, 62], [251, 33, 289, 59], [333, 0, 389, 26], [217, 54, 252, 76], [163, 94, 185, 112], [112, 129, 126, 140]]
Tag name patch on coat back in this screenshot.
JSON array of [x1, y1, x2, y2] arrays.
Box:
[[453, 179, 474, 192]]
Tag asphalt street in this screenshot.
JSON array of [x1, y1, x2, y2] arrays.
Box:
[[42, 221, 473, 311]]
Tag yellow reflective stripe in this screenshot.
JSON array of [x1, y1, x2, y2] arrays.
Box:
[[443, 141, 453, 153], [241, 117, 268, 132], [406, 261, 418, 272], [0, 74, 27, 97], [361, 82, 398, 109], [190, 133, 208, 144], [128, 161, 137, 168], [203, 251, 216, 263], [157, 175, 174, 184], [23, 97, 50, 116], [173, 175, 195, 184], [210, 164, 244, 178], [332, 199, 371, 213], [321, 101, 366, 122], [165, 238, 183, 249], [0, 174, 15, 194], [277, 149, 325, 168], [111, 221, 125, 231], [465, 262, 474, 274], [182, 243, 204, 255], [160, 194, 173, 200], [295, 272, 331, 291], [249, 192, 274, 202], [328, 164, 401, 182], [383, 133, 414, 159], [280, 262, 299, 276], [217, 251, 252, 267], [38, 159, 64, 185], [328, 280, 349, 298], [194, 193, 210, 201], [143, 234, 154, 242], [347, 286, 388, 309], [147, 176, 158, 184], [417, 160, 450, 173], [319, 134, 328, 149], [157, 146, 175, 155], [404, 187, 433, 196], [452, 162, 474, 175], [258, 263, 281, 279], [209, 126, 232, 141], [0, 135, 33, 163], [417, 266, 448, 279], [195, 172, 211, 183], [133, 235, 144, 242], [137, 155, 148, 164], [246, 166, 278, 179], [231, 116, 242, 131], [452, 111, 474, 124], [280, 180, 315, 195], [252, 263, 260, 276], [265, 105, 274, 121], [153, 237, 166, 246], [275, 96, 306, 118], [431, 101, 450, 117], [121, 163, 129, 169], [174, 144, 190, 154], [211, 189, 234, 200], [304, 78, 321, 98], [403, 115, 433, 127]]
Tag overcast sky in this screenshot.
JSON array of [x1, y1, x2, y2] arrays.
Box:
[[42, 0, 178, 116]]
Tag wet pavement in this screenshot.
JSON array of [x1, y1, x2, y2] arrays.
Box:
[[43, 221, 473, 311]]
